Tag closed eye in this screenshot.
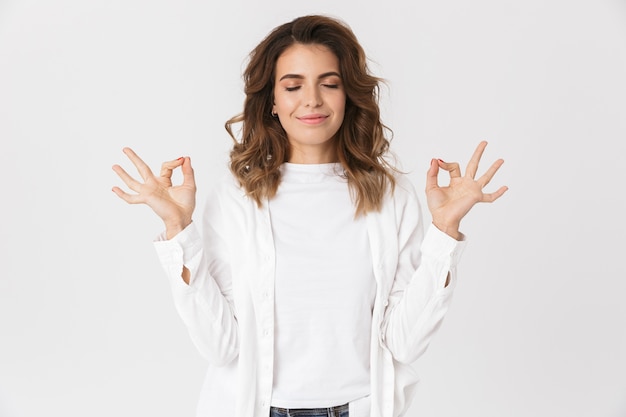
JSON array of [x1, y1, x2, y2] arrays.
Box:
[[285, 86, 301, 92]]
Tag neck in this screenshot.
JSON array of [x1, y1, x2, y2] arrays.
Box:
[[288, 146, 337, 164]]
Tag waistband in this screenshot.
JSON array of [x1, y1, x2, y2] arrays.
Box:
[[269, 402, 349, 416]]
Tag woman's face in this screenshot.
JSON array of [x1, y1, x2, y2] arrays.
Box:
[[272, 43, 346, 164]]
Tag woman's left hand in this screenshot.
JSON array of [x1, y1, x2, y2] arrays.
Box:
[[425, 141, 508, 240]]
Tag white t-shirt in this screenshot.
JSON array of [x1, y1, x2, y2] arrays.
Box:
[[269, 163, 376, 408]]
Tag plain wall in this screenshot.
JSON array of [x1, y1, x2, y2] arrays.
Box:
[[1, 0, 625, 416]]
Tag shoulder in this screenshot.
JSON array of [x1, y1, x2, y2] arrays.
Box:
[[208, 171, 244, 198], [388, 171, 421, 209], [203, 172, 258, 219]]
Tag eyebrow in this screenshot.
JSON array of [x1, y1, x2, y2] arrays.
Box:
[[278, 71, 341, 81]]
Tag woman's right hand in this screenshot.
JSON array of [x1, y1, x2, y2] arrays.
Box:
[[112, 147, 196, 239]]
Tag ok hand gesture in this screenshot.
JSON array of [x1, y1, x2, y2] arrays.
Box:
[[426, 141, 508, 240], [112, 147, 196, 239]]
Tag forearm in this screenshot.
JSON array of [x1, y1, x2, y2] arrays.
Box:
[[382, 225, 465, 363], [154, 223, 239, 364], [383, 262, 457, 364]]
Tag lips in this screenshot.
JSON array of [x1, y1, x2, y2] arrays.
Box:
[[297, 114, 328, 125]]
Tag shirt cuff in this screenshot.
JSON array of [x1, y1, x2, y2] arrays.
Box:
[[153, 222, 201, 264], [153, 222, 203, 289], [421, 223, 467, 267], [421, 223, 468, 290]]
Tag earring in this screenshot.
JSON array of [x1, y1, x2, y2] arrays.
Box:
[[271, 109, 278, 118]]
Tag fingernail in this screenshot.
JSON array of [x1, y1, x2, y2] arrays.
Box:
[[177, 157, 184, 160], [438, 158, 445, 163]]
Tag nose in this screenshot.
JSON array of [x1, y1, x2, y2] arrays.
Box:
[[304, 85, 322, 107]]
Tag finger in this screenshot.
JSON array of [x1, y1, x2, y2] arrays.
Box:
[[437, 159, 462, 178], [481, 185, 509, 203], [476, 158, 505, 188], [425, 158, 440, 191], [160, 157, 185, 178], [123, 147, 154, 181], [466, 140, 488, 179], [111, 185, 143, 204], [112, 164, 143, 192], [180, 156, 197, 189]]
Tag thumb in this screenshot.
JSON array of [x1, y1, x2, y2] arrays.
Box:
[[425, 158, 439, 191], [181, 156, 196, 188]]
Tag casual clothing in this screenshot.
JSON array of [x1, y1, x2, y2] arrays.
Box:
[[153, 170, 466, 417], [269, 163, 375, 408]]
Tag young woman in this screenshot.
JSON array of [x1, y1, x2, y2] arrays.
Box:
[[112, 14, 507, 417]]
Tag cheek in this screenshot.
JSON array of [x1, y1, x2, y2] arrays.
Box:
[[274, 95, 296, 113], [333, 97, 346, 118], [333, 91, 346, 109]]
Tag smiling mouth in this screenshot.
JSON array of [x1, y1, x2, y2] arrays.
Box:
[[297, 114, 328, 124]]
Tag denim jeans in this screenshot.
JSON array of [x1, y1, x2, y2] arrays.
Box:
[[269, 403, 349, 417]]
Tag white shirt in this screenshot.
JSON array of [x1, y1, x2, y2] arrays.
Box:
[[153, 171, 466, 417], [269, 163, 375, 408]]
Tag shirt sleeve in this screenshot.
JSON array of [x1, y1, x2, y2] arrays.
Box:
[[152, 191, 239, 366], [381, 181, 467, 364]]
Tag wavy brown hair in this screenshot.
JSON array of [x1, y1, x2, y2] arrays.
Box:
[[226, 14, 397, 216]]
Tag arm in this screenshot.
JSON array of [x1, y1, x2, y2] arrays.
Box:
[[112, 148, 238, 365], [382, 141, 506, 363], [381, 184, 465, 364], [153, 221, 239, 365]]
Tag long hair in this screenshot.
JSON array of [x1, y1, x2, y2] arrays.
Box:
[[226, 14, 397, 216]]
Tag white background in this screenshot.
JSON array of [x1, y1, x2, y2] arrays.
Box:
[[1, 0, 625, 416]]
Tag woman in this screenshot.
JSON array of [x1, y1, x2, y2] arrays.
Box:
[[112, 14, 506, 417]]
